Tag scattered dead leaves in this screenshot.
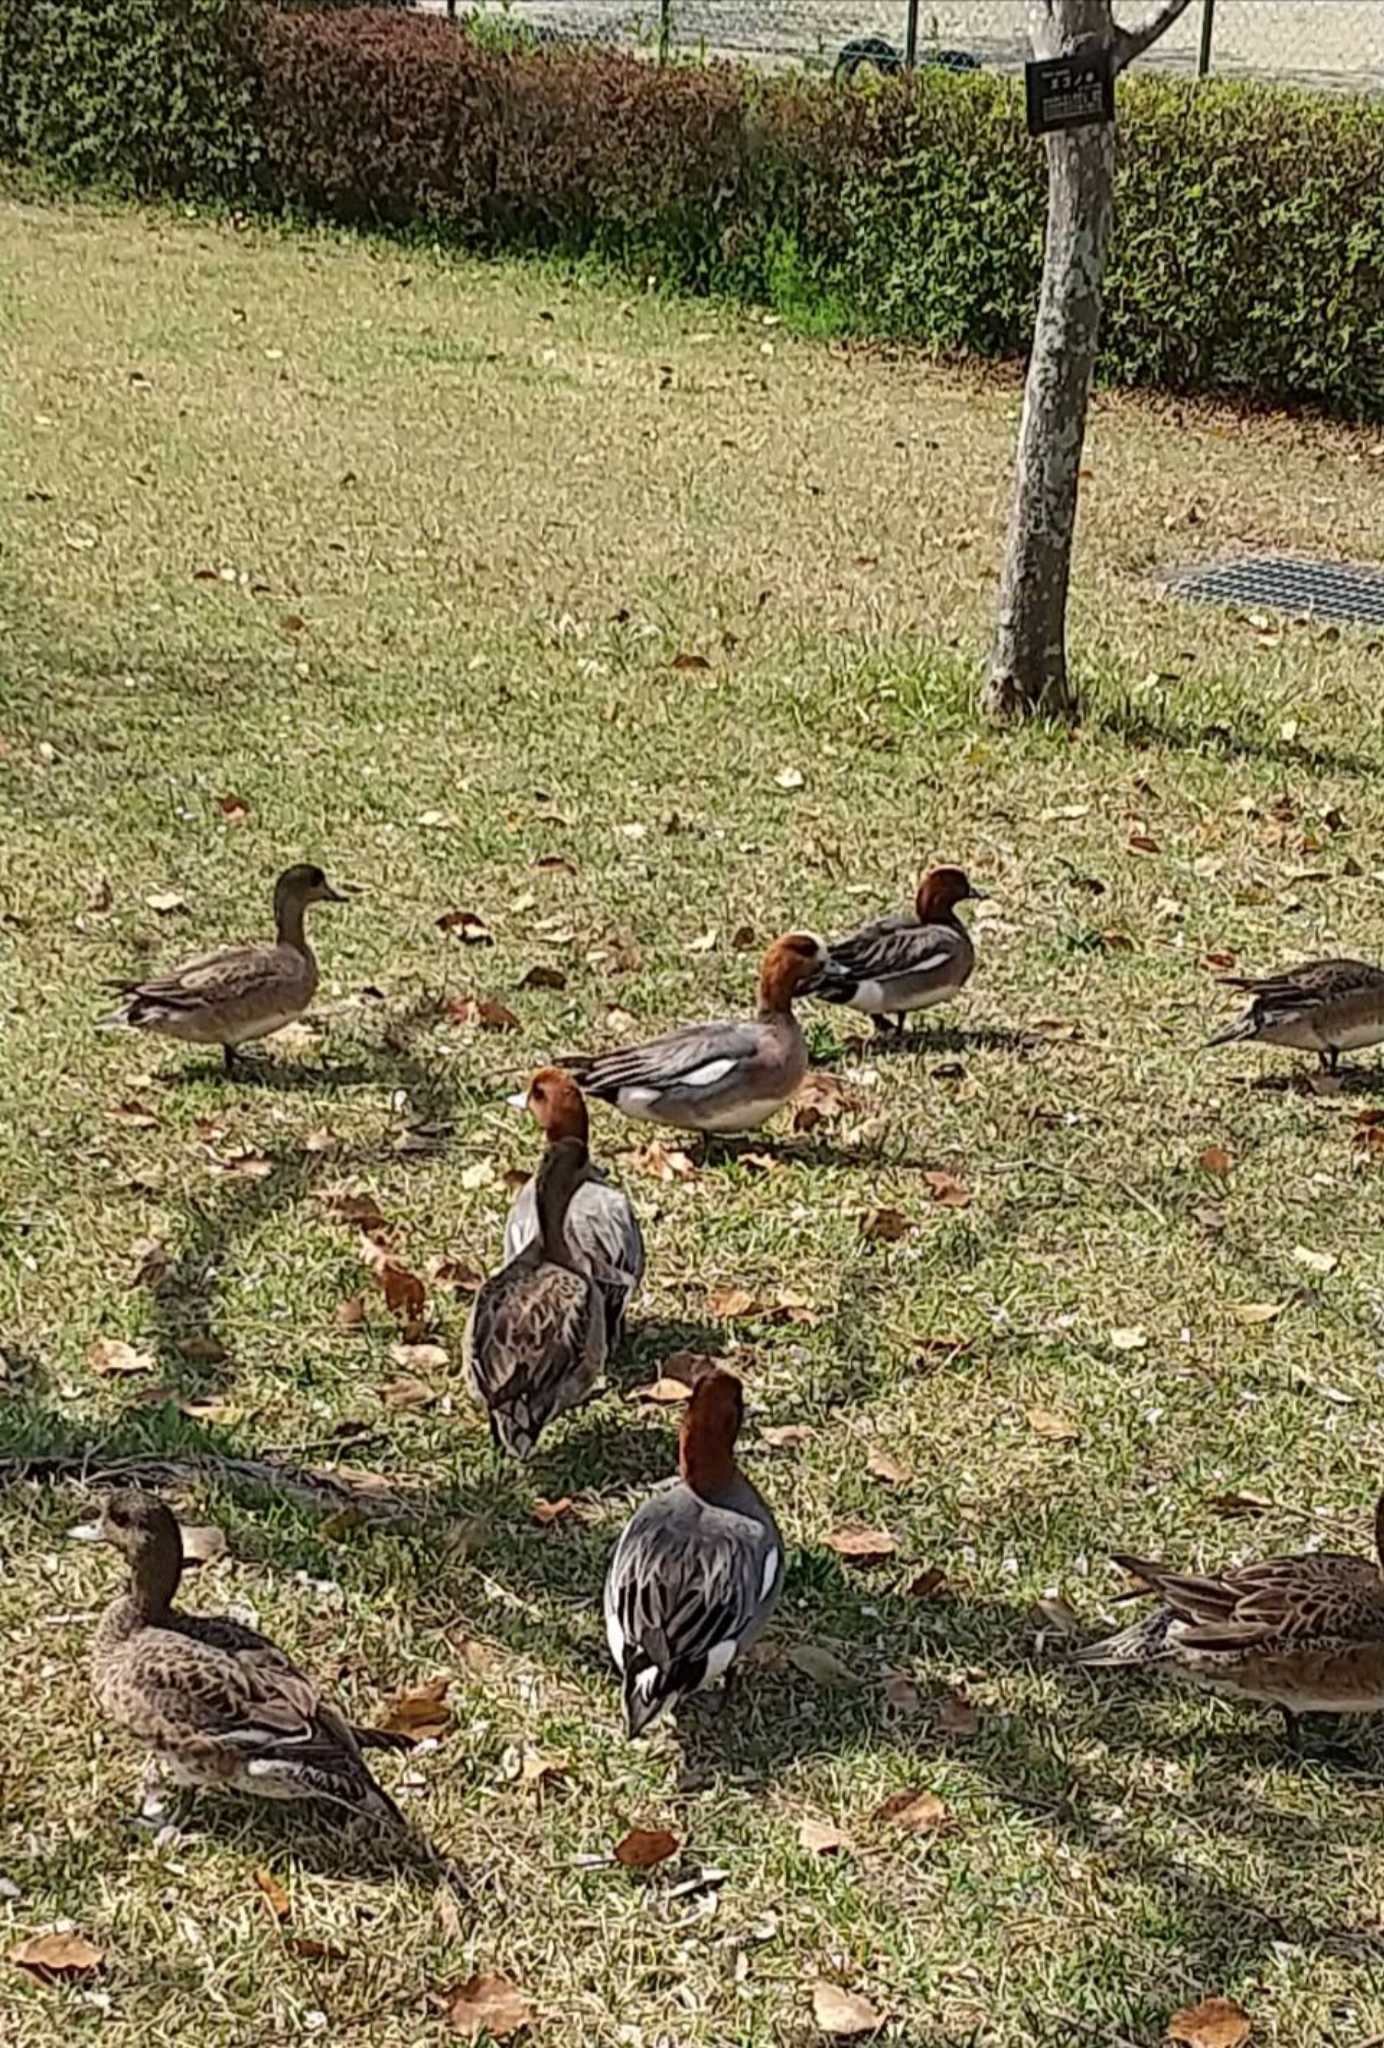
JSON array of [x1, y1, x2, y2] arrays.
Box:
[[375, 1260, 426, 1327], [631, 1141, 697, 1182], [1199, 1146, 1233, 1176], [216, 793, 249, 822], [1233, 1301, 1287, 1327], [792, 1072, 859, 1133], [436, 910, 493, 944], [442, 1972, 536, 2040], [923, 1171, 970, 1208], [88, 1337, 155, 1377], [811, 1982, 883, 2039], [1027, 1407, 1079, 1442], [1109, 1326, 1147, 1353], [1166, 1998, 1252, 2048], [707, 1285, 757, 1320], [146, 889, 188, 915], [936, 1691, 980, 1740], [532, 1497, 575, 1526], [798, 1815, 845, 1856], [381, 1676, 452, 1743], [860, 1206, 910, 1242], [873, 1787, 948, 1832], [9, 1933, 105, 1981], [127, 1236, 168, 1288], [108, 1100, 160, 1129], [906, 1568, 949, 1601], [613, 1827, 678, 1870], [671, 651, 710, 671], [630, 1353, 715, 1403], [788, 1644, 859, 1687], [826, 1525, 898, 1564], [427, 1256, 484, 1293], [447, 997, 520, 1032], [1293, 1245, 1338, 1276], [867, 1448, 913, 1487], [518, 965, 567, 991], [254, 1869, 290, 1922]]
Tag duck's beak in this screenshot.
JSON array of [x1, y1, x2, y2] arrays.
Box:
[[505, 1090, 529, 1111], [967, 886, 990, 902], [67, 1521, 104, 1543], [322, 883, 352, 904], [812, 957, 856, 994]]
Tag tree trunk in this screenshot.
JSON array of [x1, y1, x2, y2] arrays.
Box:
[[982, 0, 1195, 724], [983, 2, 1114, 724]]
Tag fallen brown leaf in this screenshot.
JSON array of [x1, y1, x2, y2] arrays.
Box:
[[146, 889, 188, 914], [212, 1147, 274, 1180], [906, 1567, 949, 1600], [381, 1375, 438, 1411], [811, 1981, 884, 2038], [707, 1285, 759, 1319], [322, 1189, 391, 1238], [1109, 1326, 1147, 1353], [1292, 1245, 1338, 1276], [391, 1340, 448, 1372], [1127, 832, 1160, 855], [127, 1236, 168, 1288], [88, 1337, 155, 1377], [874, 1787, 948, 1832], [798, 1815, 845, 1856], [1200, 1145, 1233, 1176], [1027, 1407, 1080, 1442], [936, 1691, 979, 1739], [762, 1424, 813, 1448], [215, 792, 249, 821], [881, 1670, 921, 1715], [613, 1827, 678, 1869], [108, 1100, 160, 1128], [1233, 1301, 1287, 1326], [436, 910, 493, 944], [924, 1170, 971, 1208], [1166, 1997, 1252, 2048], [179, 1522, 226, 1565], [867, 1449, 913, 1486], [860, 1206, 910, 1242], [788, 1644, 859, 1687], [254, 1869, 290, 1921], [447, 996, 520, 1032], [177, 1335, 229, 1364], [443, 1972, 536, 2040], [671, 651, 710, 671], [336, 1294, 367, 1330], [532, 1497, 574, 1526], [9, 1932, 105, 1981], [518, 1751, 568, 1794], [518, 964, 567, 991], [826, 1524, 898, 1564], [631, 1141, 697, 1182], [792, 1071, 859, 1133], [382, 1676, 452, 1742], [732, 923, 756, 949], [426, 1256, 484, 1292], [377, 1261, 425, 1326]]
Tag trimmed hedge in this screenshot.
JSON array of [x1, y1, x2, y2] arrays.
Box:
[[2, 1, 1382, 419]]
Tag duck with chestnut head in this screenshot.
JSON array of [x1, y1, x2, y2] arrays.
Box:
[[562, 932, 850, 1135], [604, 1370, 783, 1737], [503, 1066, 644, 1347], [802, 863, 986, 1042], [99, 863, 348, 1075]]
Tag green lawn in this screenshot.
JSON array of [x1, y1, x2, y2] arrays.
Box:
[[5, 191, 1384, 2048]]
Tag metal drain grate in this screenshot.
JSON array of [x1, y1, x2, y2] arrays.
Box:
[[1166, 554, 1384, 626]]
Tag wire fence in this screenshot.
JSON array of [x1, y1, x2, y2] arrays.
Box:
[[436, 1, 1384, 93]]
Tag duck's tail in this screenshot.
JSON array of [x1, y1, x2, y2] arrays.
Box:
[[1206, 1009, 1256, 1048], [622, 1657, 678, 1739]]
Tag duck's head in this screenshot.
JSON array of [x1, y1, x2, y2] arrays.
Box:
[[759, 932, 849, 1012], [70, 1488, 183, 1601], [679, 1369, 745, 1494], [508, 1065, 589, 1145], [275, 863, 348, 911], [916, 865, 985, 918]]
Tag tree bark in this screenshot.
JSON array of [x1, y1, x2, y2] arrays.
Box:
[[982, 0, 1197, 724]]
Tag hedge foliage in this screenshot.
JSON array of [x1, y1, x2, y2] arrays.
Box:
[[2, 1, 1381, 418]]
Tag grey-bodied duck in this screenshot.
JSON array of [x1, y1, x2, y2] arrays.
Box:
[[563, 932, 850, 1135], [101, 863, 346, 1074], [503, 1066, 645, 1348], [1074, 1493, 1384, 1746], [802, 863, 985, 1041], [465, 1131, 607, 1459], [604, 1370, 783, 1737]]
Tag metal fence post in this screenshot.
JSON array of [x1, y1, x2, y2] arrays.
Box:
[[1198, 0, 1216, 76], [904, 0, 920, 70], [659, 0, 672, 64]]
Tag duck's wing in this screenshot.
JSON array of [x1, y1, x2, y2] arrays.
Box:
[[115, 1630, 404, 1821], [562, 1018, 765, 1104], [466, 1256, 603, 1457], [604, 1487, 781, 1734], [182, 1615, 411, 1752], [805, 914, 971, 1004], [106, 942, 301, 1022], [1111, 1548, 1384, 1651]]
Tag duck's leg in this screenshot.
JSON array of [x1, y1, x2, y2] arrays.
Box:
[[134, 1754, 177, 1825], [1320, 1047, 1340, 1076], [222, 1043, 241, 1078], [1279, 1705, 1302, 1752]]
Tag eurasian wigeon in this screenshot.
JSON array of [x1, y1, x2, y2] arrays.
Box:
[[803, 863, 985, 1041], [503, 1066, 645, 1347], [99, 864, 347, 1075], [563, 932, 850, 1134], [1074, 1492, 1384, 1748], [603, 1370, 783, 1736], [464, 1133, 607, 1459], [1208, 956, 1384, 1075]]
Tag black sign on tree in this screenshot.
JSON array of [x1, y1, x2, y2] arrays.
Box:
[[1025, 47, 1116, 134]]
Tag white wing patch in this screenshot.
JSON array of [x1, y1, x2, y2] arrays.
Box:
[[759, 1548, 781, 1603], [677, 1058, 737, 1090], [702, 1640, 738, 1685]]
